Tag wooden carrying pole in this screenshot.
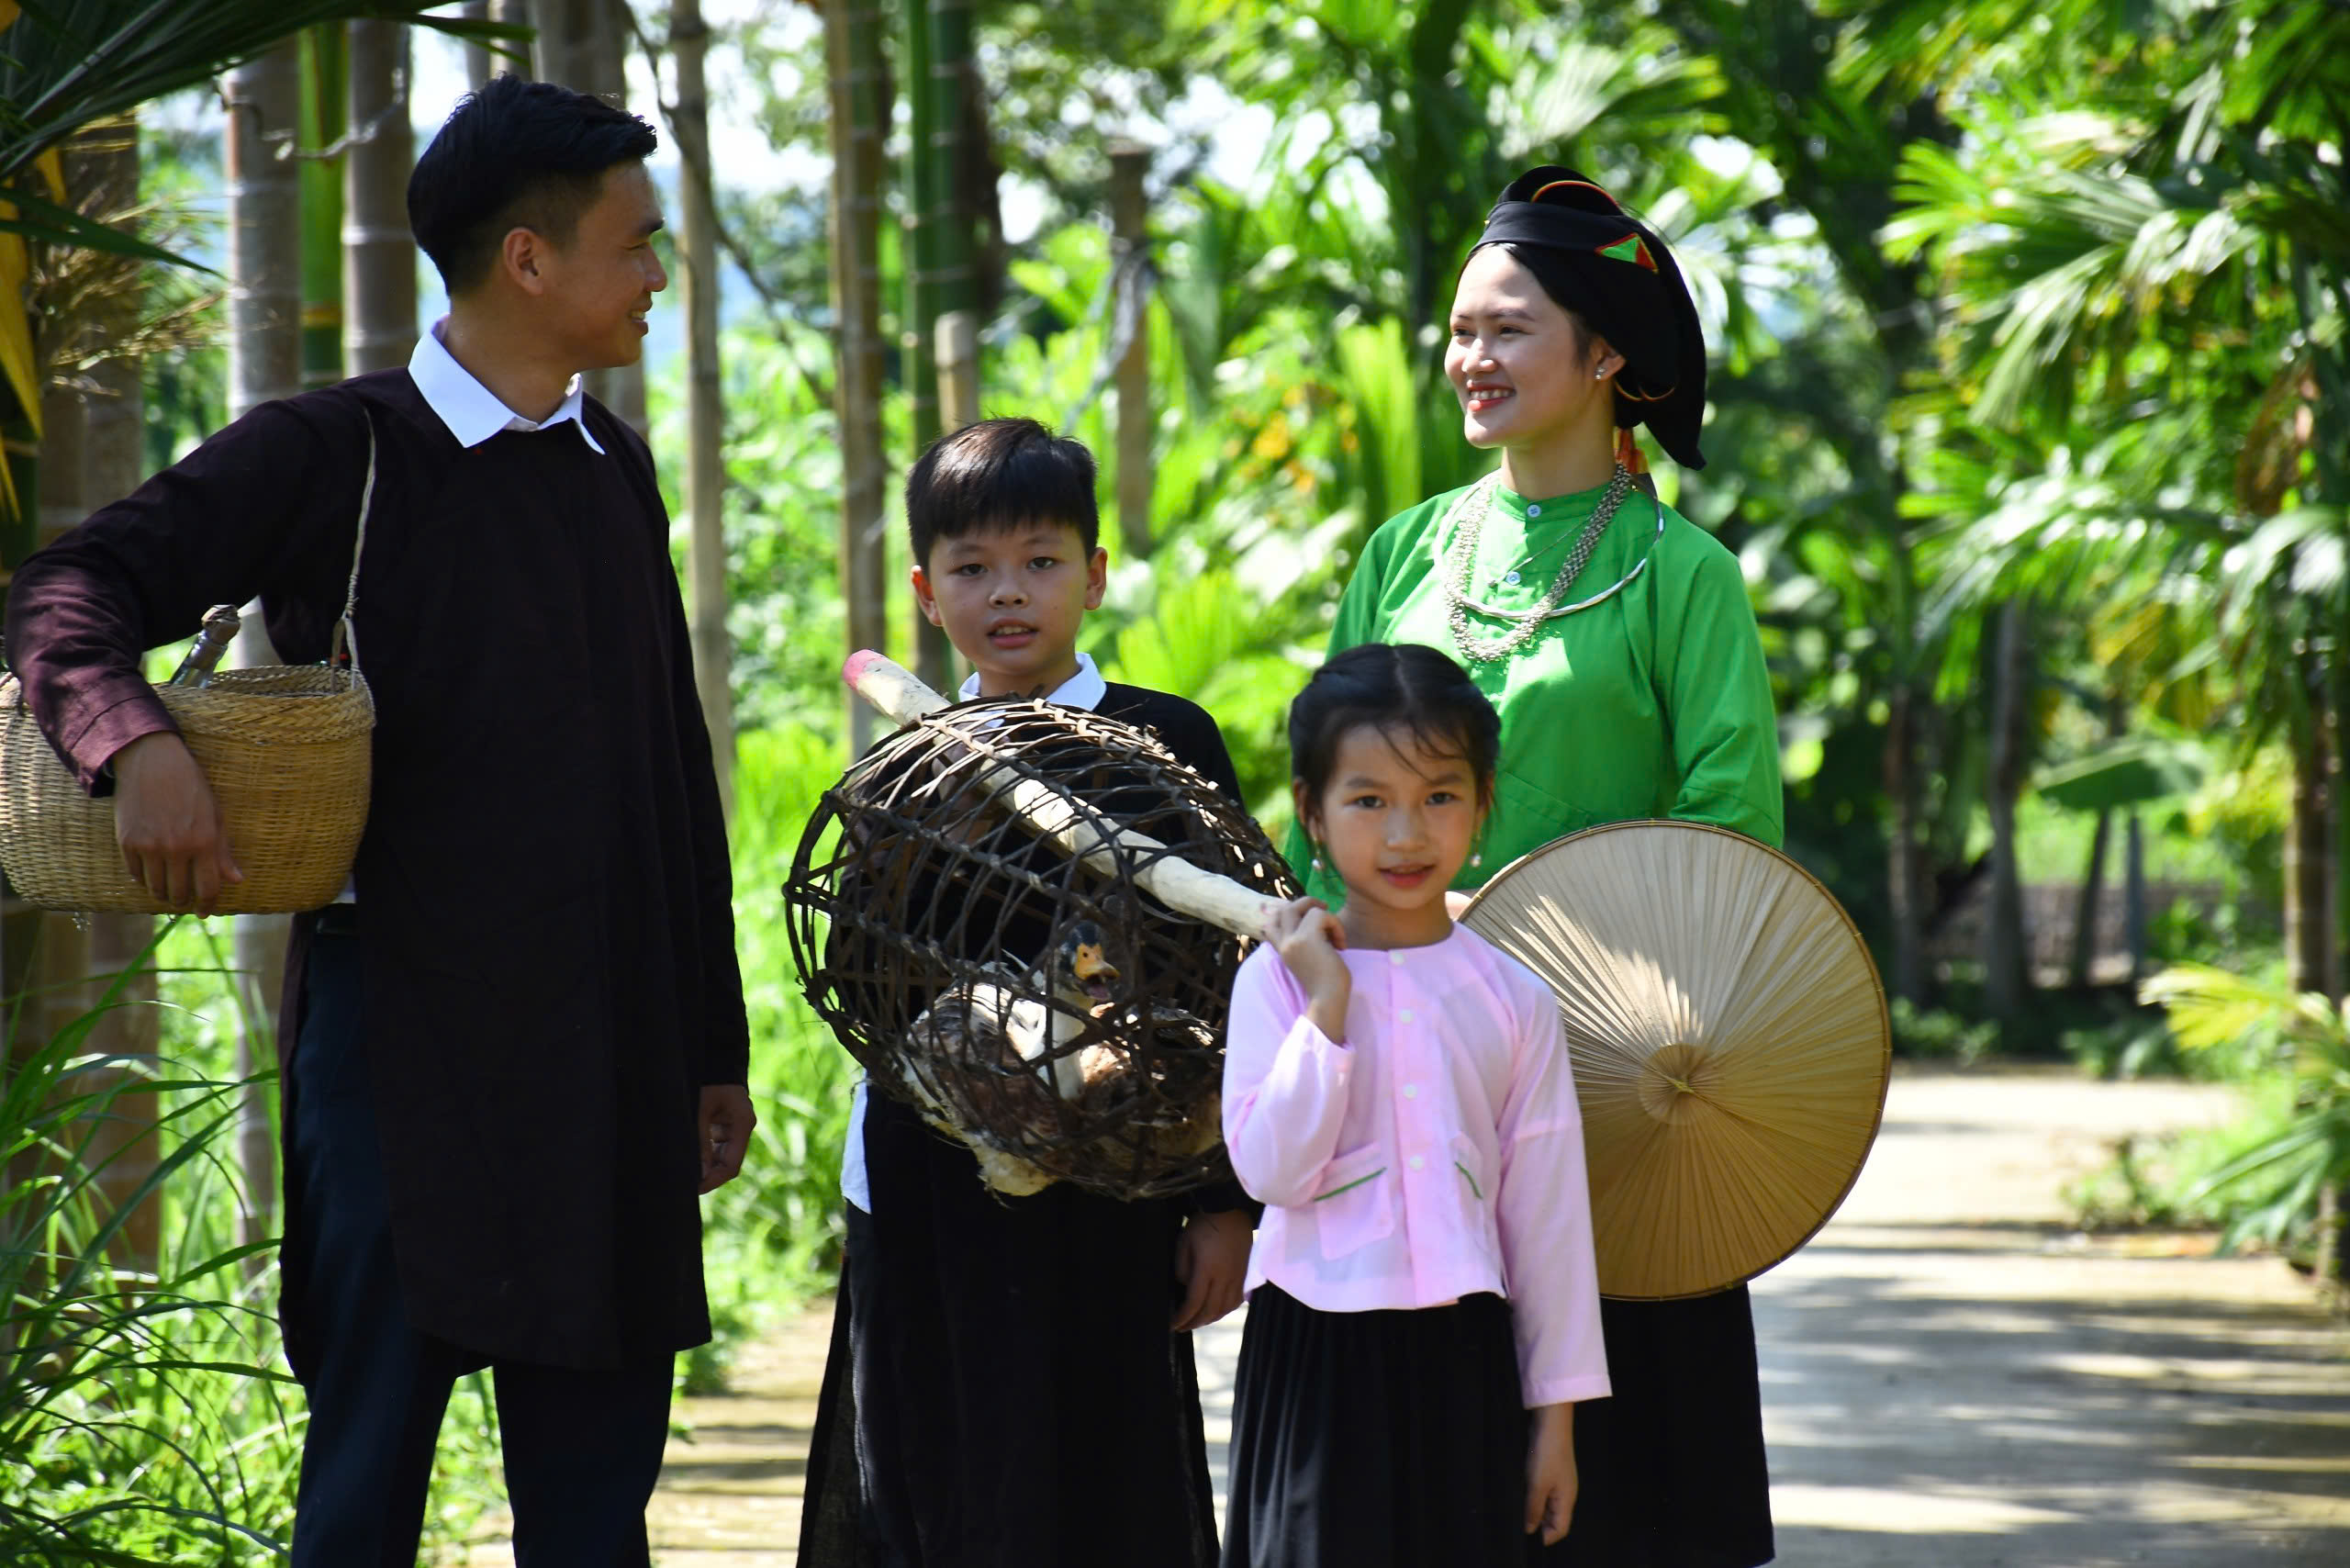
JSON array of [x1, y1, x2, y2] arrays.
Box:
[[844, 650, 1283, 939]]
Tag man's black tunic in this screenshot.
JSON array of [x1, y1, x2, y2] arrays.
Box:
[[5, 368, 748, 1372]]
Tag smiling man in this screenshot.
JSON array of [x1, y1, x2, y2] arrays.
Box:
[[4, 77, 752, 1566]]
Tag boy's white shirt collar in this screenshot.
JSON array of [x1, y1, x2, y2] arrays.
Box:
[[957, 650, 1106, 711], [408, 316, 606, 454]]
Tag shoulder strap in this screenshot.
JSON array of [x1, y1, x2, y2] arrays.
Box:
[[328, 416, 376, 675]]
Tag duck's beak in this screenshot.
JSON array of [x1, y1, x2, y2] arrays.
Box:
[[1071, 941, 1120, 999]]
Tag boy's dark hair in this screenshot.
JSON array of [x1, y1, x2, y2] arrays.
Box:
[[905, 417, 1100, 566], [408, 73, 659, 295], [1289, 643, 1501, 816]]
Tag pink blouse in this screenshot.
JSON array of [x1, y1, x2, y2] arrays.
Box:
[[1222, 924, 1610, 1408]]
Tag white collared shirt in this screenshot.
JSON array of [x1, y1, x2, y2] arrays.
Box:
[[407, 316, 607, 454], [955, 650, 1105, 708], [842, 652, 1109, 1212]]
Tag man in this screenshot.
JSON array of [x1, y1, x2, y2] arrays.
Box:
[[5, 76, 754, 1565]]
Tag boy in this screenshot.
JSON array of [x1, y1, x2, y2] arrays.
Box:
[[5, 77, 751, 1565], [798, 417, 1256, 1567]]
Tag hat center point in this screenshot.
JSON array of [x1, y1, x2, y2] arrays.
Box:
[[1638, 1041, 1715, 1124]]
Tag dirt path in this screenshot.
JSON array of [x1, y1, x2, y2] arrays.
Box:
[[460, 1067, 2349, 1564], [1748, 1068, 2350, 1565]]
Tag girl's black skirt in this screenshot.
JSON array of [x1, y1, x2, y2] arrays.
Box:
[[1222, 1283, 1529, 1568]]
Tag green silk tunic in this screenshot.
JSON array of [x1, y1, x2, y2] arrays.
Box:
[[1289, 477, 1783, 905]]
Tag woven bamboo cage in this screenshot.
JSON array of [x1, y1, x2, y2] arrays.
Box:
[[787, 696, 1296, 1201], [0, 666, 373, 914]]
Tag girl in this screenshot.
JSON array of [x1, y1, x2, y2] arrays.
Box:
[[1288, 165, 1783, 1568], [1221, 642, 1609, 1567]]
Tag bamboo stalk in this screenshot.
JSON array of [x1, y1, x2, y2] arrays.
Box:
[[824, 0, 888, 756], [343, 18, 415, 373], [901, 0, 950, 689], [225, 48, 303, 1259], [842, 650, 1285, 939], [297, 27, 345, 389], [1107, 142, 1152, 560], [671, 0, 733, 816], [935, 309, 977, 431]]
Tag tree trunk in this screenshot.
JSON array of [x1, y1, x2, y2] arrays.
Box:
[[227, 43, 307, 1254], [535, 0, 646, 435], [491, 0, 534, 81], [2287, 695, 2333, 998], [1883, 523, 1928, 1007], [935, 310, 978, 432], [344, 19, 417, 374], [2283, 669, 2342, 1301], [1983, 600, 2032, 1023], [27, 118, 162, 1271], [901, 0, 948, 689], [2069, 696, 2126, 991], [297, 28, 346, 390], [825, 0, 889, 755], [229, 48, 305, 417], [2068, 809, 2111, 991], [1107, 142, 1152, 562], [461, 0, 494, 86], [670, 0, 733, 816], [2124, 812, 2147, 986], [2325, 594, 2350, 1295]]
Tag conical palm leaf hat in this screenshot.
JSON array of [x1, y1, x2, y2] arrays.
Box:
[[1461, 821, 1889, 1300]]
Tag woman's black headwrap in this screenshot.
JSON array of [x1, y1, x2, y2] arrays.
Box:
[[1470, 166, 1707, 470]]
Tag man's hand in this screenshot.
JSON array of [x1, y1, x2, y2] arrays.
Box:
[[1170, 1207, 1252, 1331], [1525, 1403, 1577, 1547], [112, 731, 242, 914], [697, 1083, 755, 1193]]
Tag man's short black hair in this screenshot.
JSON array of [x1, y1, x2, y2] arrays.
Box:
[[905, 417, 1101, 567], [408, 73, 659, 295]]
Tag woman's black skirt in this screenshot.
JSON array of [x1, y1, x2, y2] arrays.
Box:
[[1530, 1289, 1774, 1567], [1223, 1283, 1528, 1568]]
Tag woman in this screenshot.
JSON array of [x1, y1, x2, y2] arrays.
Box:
[[1287, 166, 1781, 1567]]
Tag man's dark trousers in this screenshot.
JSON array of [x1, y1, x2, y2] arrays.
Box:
[[286, 914, 674, 1566]]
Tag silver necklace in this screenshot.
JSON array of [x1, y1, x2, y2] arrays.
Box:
[[1440, 466, 1650, 663]]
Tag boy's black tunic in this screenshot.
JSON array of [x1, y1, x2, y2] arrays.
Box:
[[799, 683, 1240, 1568], [5, 369, 747, 1372]]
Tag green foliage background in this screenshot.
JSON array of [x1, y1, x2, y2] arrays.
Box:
[[10, 0, 2350, 1554]]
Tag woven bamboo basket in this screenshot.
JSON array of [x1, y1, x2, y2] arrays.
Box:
[[0, 664, 374, 914]]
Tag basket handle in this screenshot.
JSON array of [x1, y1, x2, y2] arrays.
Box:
[[328, 420, 377, 676]]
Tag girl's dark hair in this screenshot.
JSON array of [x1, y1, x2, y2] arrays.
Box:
[[905, 416, 1101, 567], [408, 73, 659, 294], [1289, 644, 1501, 819]]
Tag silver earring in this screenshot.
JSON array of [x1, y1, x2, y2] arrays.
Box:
[[1472, 851, 1483, 868], [1310, 854, 1323, 873]]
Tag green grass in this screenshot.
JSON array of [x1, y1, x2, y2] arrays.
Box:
[[3, 920, 517, 1562], [686, 724, 860, 1392]]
